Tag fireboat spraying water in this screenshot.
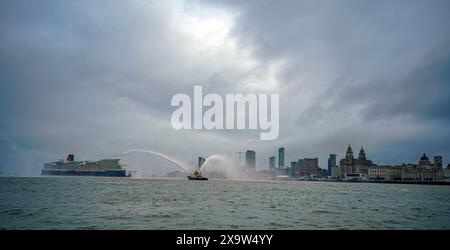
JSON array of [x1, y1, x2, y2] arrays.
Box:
[[187, 169, 208, 180]]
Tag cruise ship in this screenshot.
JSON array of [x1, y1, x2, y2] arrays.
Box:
[[41, 154, 129, 177]]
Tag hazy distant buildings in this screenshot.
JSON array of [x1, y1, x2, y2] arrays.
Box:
[[443, 165, 450, 179], [330, 166, 340, 178], [367, 166, 391, 181], [269, 156, 276, 169], [294, 159, 304, 177], [416, 153, 443, 179], [299, 158, 322, 176], [328, 154, 337, 176], [367, 153, 444, 182], [419, 153, 431, 168], [290, 161, 299, 177], [246, 150, 256, 172], [198, 156, 205, 169], [260, 144, 448, 183], [434, 156, 442, 169], [278, 147, 285, 168]]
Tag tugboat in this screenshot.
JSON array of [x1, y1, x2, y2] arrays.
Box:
[[187, 169, 208, 180]]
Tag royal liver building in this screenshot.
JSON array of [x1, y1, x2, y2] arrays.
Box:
[[339, 145, 374, 177]]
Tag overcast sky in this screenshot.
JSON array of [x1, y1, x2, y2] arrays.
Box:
[[1, 0, 449, 175]]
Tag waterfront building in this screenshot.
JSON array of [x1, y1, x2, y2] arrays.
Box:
[[290, 161, 299, 177], [328, 154, 337, 176], [367, 154, 444, 182], [278, 147, 285, 168], [269, 156, 276, 169], [367, 166, 399, 181], [339, 145, 374, 177], [330, 166, 340, 178], [433, 155, 444, 179], [403, 163, 437, 181], [443, 168, 450, 179], [299, 158, 322, 176], [291, 159, 304, 177], [418, 153, 432, 169], [246, 150, 256, 172], [368, 166, 387, 181], [434, 156, 443, 169]]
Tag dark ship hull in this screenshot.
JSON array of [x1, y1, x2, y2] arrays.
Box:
[[41, 169, 128, 177], [187, 175, 208, 180]]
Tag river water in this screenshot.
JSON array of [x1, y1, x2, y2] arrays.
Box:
[[1, 176, 449, 229]]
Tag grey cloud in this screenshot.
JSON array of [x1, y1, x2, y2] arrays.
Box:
[[1, 0, 449, 174], [206, 0, 450, 166], [336, 43, 450, 123]]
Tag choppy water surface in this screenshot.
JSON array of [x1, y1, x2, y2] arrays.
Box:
[[1, 176, 450, 229]]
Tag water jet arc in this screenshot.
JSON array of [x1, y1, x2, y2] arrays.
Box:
[[122, 149, 188, 172]]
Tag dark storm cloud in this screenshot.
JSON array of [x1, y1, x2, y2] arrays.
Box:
[[205, 0, 450, 166], [0, 0, 193, 173], [1, 0, 449, 174], [207, 0, 450, 75], [337, 43, 450, 123], [0, 0, 178, 111], [0, 0, 265, 174]]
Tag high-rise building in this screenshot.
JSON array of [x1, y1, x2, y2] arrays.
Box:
[[269, 156, 276, 169], [278, 147, 285, 168], [328, 154, 337, 176], [290, 161, 299, 177], [299, 158, 322, 176], [434, 156, 443, 169], [198, 156, 205, 169], [246, 150, 256, 171]]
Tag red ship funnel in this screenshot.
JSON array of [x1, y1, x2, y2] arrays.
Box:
[[66, 154, 74, 162]]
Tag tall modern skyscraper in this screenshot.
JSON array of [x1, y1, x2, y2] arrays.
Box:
[[278, 147, 285, 168], [328, 154, 337, 176], [269, 156, 276, 169], [290, 161, 299, 177], [198, 156, 205, 169], [246, 150, 256, 171]]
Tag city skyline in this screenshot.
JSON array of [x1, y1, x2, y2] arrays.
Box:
[[235, 144, 448, 183], [232, 144, 447, 176], [1, 0, 449, 176]]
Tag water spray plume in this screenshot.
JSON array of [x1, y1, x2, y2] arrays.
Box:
[[200, 154, 239, 179], [122, 149, 188, 171]]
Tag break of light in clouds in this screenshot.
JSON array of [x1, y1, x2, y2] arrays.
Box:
[[0, 0, 449, 175]]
